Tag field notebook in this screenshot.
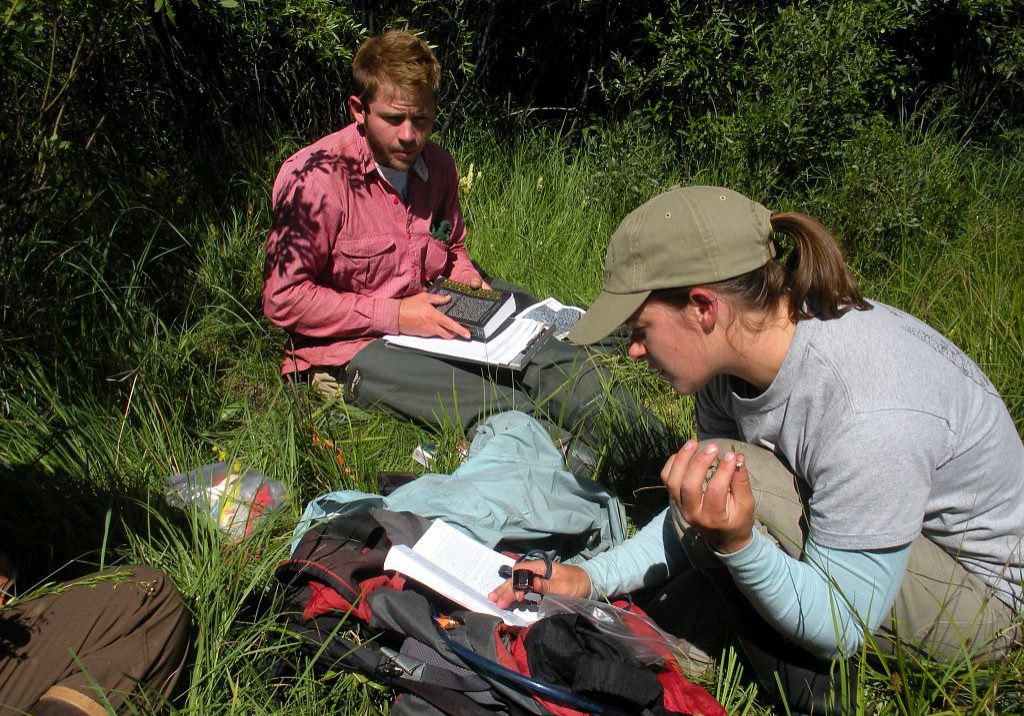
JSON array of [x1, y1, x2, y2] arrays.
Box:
[[383, 295, 552, 370]]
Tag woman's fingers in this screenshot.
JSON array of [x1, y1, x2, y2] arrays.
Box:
[[665, 441, 720, 519], [702, 450, 739, 511], [700, 450, 757, 553], [488, 560, 549, 609], [661, 440, 701, 494], [487, 561, 590, 610], [662, 443, 758, 553]]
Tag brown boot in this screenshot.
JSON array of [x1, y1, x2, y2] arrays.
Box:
[[29, 686, 108, 716]]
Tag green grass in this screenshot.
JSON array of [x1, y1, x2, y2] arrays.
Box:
[[1, 117, 1022, 714]]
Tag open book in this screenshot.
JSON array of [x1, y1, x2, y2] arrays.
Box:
[[383, 308, 549, 370], [383, 519, 539, 627], [514, 297, 584, 340], [382, 295, 585, 369]]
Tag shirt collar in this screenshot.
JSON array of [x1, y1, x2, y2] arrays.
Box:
[[411, 155, 429, 182], [355, 127, 431, 183]]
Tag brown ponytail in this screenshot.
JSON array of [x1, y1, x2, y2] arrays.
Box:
[[770, 212, 871, 320], [650, 211, 870, 325]]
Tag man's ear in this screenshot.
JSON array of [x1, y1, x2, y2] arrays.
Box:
[[689, 287, 719, 334], [348, 95, 367, 126]]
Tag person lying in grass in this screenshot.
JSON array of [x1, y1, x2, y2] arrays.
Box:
[[0, 560, 191, 715], [491, 186, 1024, 713], [262, 29, 637, 460]]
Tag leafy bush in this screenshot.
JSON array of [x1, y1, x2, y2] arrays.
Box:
[[601, 0, 1022, 189], [810, 115, 971, 259]]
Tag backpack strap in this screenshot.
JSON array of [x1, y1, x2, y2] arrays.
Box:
[[395, 681, 506, 715], [281, 610, 515, 715]]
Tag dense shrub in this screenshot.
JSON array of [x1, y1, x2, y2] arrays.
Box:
[[1, 0, 1021, 376], [603, 0, 1022, 189], [811, 116, 972, 259]]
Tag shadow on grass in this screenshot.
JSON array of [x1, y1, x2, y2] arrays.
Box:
[[0, 462, 186, 594], [594, 413, 683, 530]]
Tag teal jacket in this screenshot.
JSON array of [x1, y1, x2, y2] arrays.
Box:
[[291, 411, 626, 562]]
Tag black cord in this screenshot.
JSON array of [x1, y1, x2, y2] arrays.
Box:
[[520, 549, 553, 578], [497, 550, 554, 586]]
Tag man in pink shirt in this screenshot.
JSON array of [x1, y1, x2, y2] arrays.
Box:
[[263, 30, 631, 458]]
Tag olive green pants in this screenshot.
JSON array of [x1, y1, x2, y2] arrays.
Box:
[[342, 331, 616, 437], [311, 281, 629, 439]]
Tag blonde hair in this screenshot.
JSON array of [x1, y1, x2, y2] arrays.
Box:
[[352, 29, 440, 102]]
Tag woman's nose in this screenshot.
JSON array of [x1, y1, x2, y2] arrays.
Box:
[[627, 340, 645, 361]]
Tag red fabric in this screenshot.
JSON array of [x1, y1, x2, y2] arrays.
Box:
[[493, 623, 523, 671], [658, 668, 727, 716], [262, 122, 481, 373], [503, 603, 727, 716], [242, 483, 275, 537], [302, 576, 392, 622]]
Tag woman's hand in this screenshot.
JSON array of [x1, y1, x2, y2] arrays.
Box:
[[488, 561, 591, 609], [662, 440, 756, 554]]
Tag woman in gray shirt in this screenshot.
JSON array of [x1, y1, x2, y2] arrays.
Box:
[[491, 186, 1023, 714]]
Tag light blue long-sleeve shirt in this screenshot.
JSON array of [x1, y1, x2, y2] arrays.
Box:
[[580, 508, 910, 659]]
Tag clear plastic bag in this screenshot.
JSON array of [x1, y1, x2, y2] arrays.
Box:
[[534, 594, 680, 666], [165, 462, 287, 539]]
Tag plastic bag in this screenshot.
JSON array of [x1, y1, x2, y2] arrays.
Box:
[[165, 462, 287, 539], [535, 594, 680, 667]]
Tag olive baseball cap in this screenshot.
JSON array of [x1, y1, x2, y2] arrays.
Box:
[[568, 186, 775, 345]]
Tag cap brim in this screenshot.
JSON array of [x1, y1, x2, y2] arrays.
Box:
[[568, 290, 650, 345]]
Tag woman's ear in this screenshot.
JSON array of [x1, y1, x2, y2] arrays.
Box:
[[689, 287, 719, 334]]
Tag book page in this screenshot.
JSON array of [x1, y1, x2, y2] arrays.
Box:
[[514, 297, 585, 339], [513, 296, 577, 319], [383, 520, 539, 626], [410, 519, 514, 592], [383, 318, 546, 367]]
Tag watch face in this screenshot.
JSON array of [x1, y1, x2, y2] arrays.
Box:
[[512, 568, 532, 592]]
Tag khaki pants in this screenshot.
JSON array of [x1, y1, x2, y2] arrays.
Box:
[[0, 566, 191, 714], [653, 441, 1019, 662]]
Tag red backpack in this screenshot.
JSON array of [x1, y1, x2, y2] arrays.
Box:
[[274, 508, 727, 716]]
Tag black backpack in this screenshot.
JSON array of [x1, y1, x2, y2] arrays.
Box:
[[273, 507, 726, 716]]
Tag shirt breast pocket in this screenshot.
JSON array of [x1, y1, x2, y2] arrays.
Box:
[[422, 234, 451, 281], [334, 235, 398, 292]]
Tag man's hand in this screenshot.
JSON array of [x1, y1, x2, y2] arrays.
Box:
[[398, 292, 472, 339], [662, 440, 756, 554], [464, 274, 492, 291], [488, 560, 591, 609]]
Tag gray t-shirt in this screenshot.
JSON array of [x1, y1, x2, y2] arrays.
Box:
[[697, 301, 1024, 609]]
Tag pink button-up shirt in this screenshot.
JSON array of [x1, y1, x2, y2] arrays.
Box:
[[262, 123, 481, 374]]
